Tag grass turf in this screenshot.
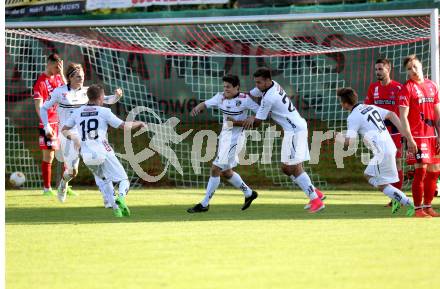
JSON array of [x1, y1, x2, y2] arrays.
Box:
[[6, 188, 440, 289]]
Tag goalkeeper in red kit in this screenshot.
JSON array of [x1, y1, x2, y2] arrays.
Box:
[[364, 58, 404, 206], [33, 54, 67, 196], [399, 55, 440, 217]]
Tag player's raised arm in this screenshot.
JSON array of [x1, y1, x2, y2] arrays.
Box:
[[190, 102, 207, 117], [192, 92, 222, 117], [57, 59, 66, 84], [103, 88, 123, 105], [118, 121, 146, 130], [100, 106, 146, 131]]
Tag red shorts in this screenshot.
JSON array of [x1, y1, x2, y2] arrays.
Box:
[[406, 137, 440, 165], [38, 123, 59, 150], [391, 134, 402, 158]]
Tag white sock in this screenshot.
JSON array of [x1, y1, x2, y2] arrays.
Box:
[[201, 176, 220, 207], [383, 185, 412, 206], [103, 182, 117, 209], [94, 175, 116, 208], [94, 176, 107, 201], [63, 171, 73, 183], [227, 172, 252, 197], [295, 172, 318, 200], [118, 179, 130, 198]]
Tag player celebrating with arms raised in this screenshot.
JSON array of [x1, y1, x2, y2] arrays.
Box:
[[187, 75, 259, 213], [41, 63, 123, 203], [62, 85, 146, 217], [399, 55, 440, 217], [364, 58, 404, 195], [33, 53, 65, 196], [233, 67, 325, 213]]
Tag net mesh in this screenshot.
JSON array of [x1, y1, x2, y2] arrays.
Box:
[[5, 14, 436, 189]]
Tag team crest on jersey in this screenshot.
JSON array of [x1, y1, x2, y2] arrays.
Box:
[[373, 86, 379, 98], [389, 88, 397, 99], [235, 100, 242, 106], [415, 86, 423, 98]]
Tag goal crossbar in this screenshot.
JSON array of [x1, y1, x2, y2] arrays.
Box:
[[6, 9, 439, 83], [5, 9, 437, 28]]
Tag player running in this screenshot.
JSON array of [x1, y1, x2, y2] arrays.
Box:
[[187, 75, 259, 213], [399, 55, 440, 217], [232, 67, 326, 213], [33, 53, 65, 196], [364, 58, 404, 205], [337, 87, 415, 216], [40, 63, 123, 204], [62, 85, 146, 217]]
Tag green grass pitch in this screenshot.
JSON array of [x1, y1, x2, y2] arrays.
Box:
[[6, 188, 440, 289]]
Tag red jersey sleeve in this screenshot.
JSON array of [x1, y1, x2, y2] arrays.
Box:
[[434, 82, 439, 105], [398, 85, 410, 107], [33, 78, 46, 100], [364, 83, 374, 104]]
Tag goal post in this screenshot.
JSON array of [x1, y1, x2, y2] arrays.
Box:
[[5, 9, 439, 189]]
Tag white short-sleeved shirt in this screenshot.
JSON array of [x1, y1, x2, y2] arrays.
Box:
[[43, 85, 88, 128], [42, 85, 119, 128], [205, 92, 259, 133], [346, 103, 396, 155], [250, 80, 307, 132], [64, 105, 123, 151]]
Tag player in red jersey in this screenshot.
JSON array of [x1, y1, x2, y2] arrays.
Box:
[[364, 58, 404, 206], [399, 54, 440, 217], [33, 54, 65, 196]]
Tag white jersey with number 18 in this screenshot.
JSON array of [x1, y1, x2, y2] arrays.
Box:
[[64, 105, 123, 153]]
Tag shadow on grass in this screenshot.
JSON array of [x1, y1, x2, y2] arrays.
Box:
[[6, 204, 413, 224]]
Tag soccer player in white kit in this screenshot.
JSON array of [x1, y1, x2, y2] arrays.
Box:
[[336, 87, 415, 216], [62, 85, 146, 217], [232, 67, 326, 213], [187, 75, 259, 213], [40, 63, 123, 205]]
